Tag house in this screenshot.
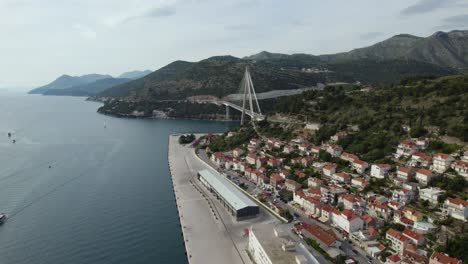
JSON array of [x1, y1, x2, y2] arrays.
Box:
[[402, 228, 425, 246], [285, 179, 302, 191], [429, 252, 462, 264], [443, 198, 468, 221], [416, 137, 430, 150], [258, 174, 269, 187], [432, 153, 454, 173], [267, 158, 282, 168], [339, 194, 357, 210], [301, 156, 314, 167], [366, 243, 385, 258], [415, 168, 434, 186], [332, 172, 351, 183], [370, 164, 392, 179], [361, 214, 376, 229], [340, 152, 359, 163], [322, 163, 337, 177], [386, 228, 409, 253], [402, 248, 429, 264], [451, 160, 468, 178], [463, 151, 468, 162], [294, 170, 307, 179], [326, 144, 343, 157], [308, 177, 323, 188], [283, 143, 295, 154], [411, 152, 433, 167], [351, 159, 369, 174], [296, 223, 340, 249], [250, 170, 261, 183], [298, 143, 311, 154], [413, 221, 436, 233], [311, 146, 321, 155], [279, 170, 290, 179], [369, 201, 392, 220], [402, 207, 423, 222], [392, 188, 415, 205], [239, 162, 248, 173], [397, 167, 415, 182], [256, 157, 268, 169], [387, 254, 401, 264], [419, 187, 445, 204], [395, 139, 419, 158], [291, 157, 302, 165], [351, 177, 369, 189], [332, 209, 364, 233], [233, 148, 244, 157], [227, 131, 237, 137], [270, 173, 285, 189], [331, 131, 348, 142], [246, 153, 257, 165], [244, 168, 253, 178]]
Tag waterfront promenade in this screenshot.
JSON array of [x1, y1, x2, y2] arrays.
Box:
[[168, 135, 276, 264]]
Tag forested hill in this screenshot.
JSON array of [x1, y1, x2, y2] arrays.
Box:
[[98, 55, 454, 100], [263, 74, 468, 148]]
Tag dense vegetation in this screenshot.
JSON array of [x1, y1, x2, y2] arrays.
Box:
[[178, 134, 195, 144], [261, 74, 468, 162]]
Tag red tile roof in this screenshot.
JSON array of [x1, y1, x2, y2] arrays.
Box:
[[430, 252, 461, 264], [300, 223, 337, 247], [446, 197, 468, 207], [387, 254, 401, 263], [403, 228, 423, 241]]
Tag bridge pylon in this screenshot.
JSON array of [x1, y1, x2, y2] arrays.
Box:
[[240, 66, 262, 125]]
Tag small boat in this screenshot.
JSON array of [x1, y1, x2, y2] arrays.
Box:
[[7, 132, 11, 137], [0, 213, 7, 224], [12, 139, 16, 144]]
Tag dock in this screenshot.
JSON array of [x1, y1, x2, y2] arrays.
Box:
[[168, 135, 276, 264]]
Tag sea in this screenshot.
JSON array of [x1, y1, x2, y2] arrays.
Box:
[[0, 93, 236, 264]]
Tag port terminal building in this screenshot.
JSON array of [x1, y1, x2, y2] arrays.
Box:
[[197, 169, 259, 220]]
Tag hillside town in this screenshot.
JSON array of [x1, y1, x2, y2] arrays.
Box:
[[196, 127, 467, 264]]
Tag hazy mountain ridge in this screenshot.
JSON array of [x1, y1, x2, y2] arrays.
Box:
[[29, 70, 153, 96]]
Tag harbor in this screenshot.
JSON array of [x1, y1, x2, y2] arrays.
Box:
[[167, 134, 276, 264]]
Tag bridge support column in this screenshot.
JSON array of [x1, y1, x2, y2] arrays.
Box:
[[225, 105, 230, 120]]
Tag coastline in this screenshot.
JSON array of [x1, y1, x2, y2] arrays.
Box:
[[167, 134, 279, 264]]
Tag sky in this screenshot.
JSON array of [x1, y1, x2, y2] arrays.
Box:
[[1, 0, 468, 88]]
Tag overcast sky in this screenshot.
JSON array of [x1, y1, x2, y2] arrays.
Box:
[[1, 0, 467, 88]]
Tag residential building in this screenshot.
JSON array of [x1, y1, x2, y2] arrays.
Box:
[[301, 156, 314, 167], [392, 188, 415, 205], [416, 137, 429, 150], [331, 131, 348, 142], [387, 254, 401, 264], [322, 163, 337, 177], [285, 179, 302, 192], [279, 170, 290, 179], [340, 152, 359, 163], [371, 164, 392, 179], [308, 177, 323, 188], [246, 153, 258, 165], [326, 144, 343, 157], [415, 168, 434, 186], [233, 148, 245, 157], [443, 198, 468, 221], [411, 152, 432, 167], [386, 228, 409, 253], [256, 157, 268, 169], [332, 209, 364, 234], [419, 187, 445, 204], [402, 228, 425, 246], [397, 167, 415, 182], [351, 177, 369, 189], [429, 252, 462, 264], [432, 153, 454, 173], [395, 140, 418, 158], [452, 160, 468, 178], [311, 146, 321, 155], [267, 158, 282, 169], [270, 174, 285, 189], [351, 159, 369, 174], [332, 172, 351, 183], [296, 223, 340, 249], [402, 207, 423, 222]]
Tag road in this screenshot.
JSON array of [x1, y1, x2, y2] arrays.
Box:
[[198, 149, 378, 264]]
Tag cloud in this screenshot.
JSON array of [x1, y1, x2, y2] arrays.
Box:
[[400, 0, 460, 16], [73, 24, 97, 39], [123, 6, 176, 23], [438, 14, 468, 29], [360, 31, 384, 40]]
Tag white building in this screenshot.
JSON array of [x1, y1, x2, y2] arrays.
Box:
[[432, 153, 454, 173], [370, 164, 392, 179], [248, 224, 308, 264], [443, 198, 468, 221], [452, 160, 468, 178], [415, 168, 434, 186], [351, 160, 369, 174], [419, 187, 445, 204], [332, 209, 364, 234]]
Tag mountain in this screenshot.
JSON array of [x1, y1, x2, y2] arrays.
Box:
[[321, 30, 468, 69], [43, 77, 131, 96], [29, 74, 112, 94], [118, 70, 152, 80]]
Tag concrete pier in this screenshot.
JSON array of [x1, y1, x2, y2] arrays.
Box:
[[168, 135, 275, 264]]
